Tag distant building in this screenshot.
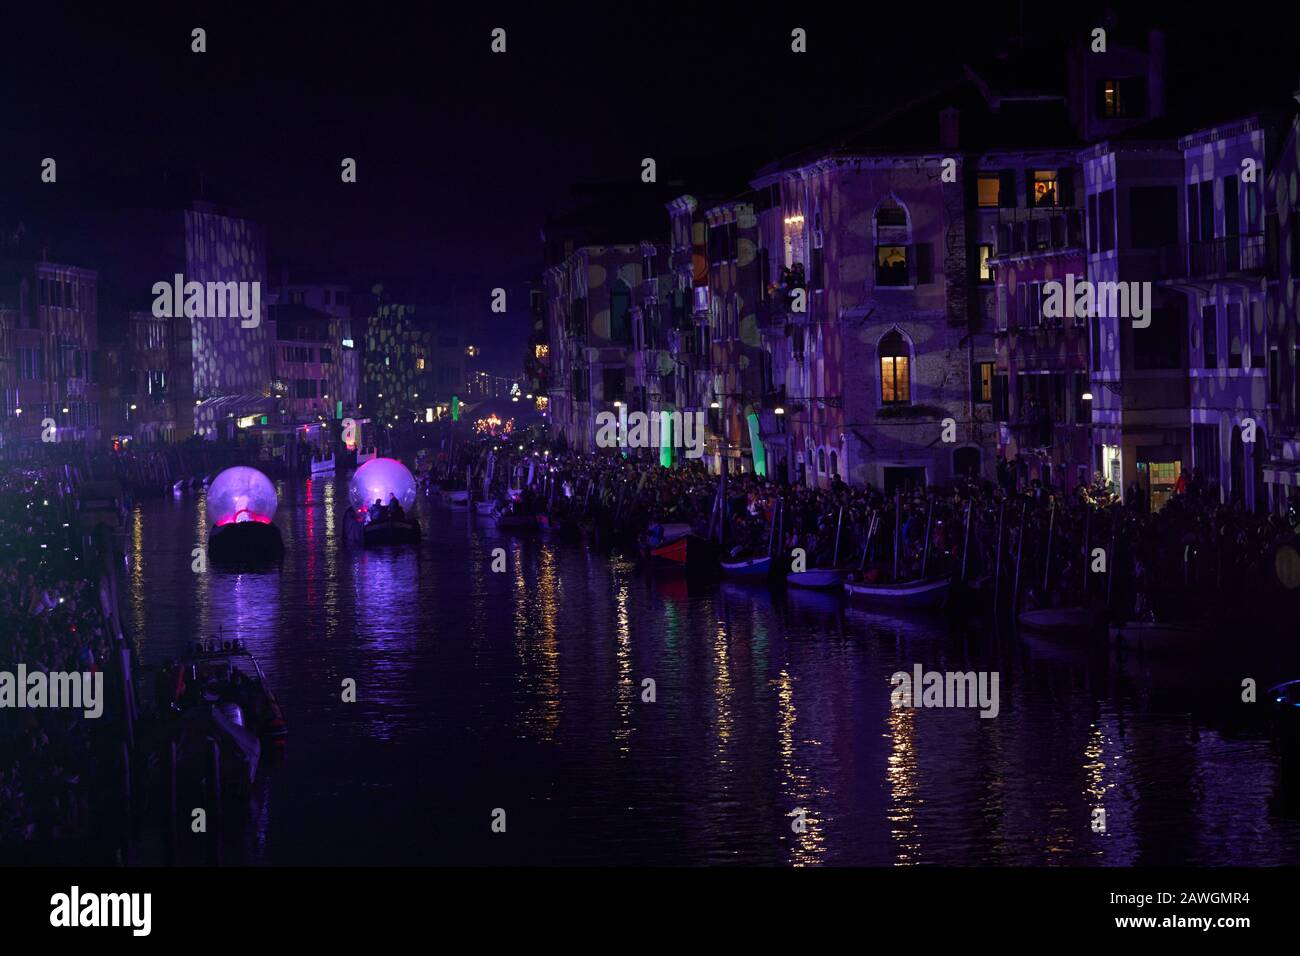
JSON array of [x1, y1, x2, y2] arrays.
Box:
[[267, 280, 362, 425], [0, 260, 100, 446], [98, 309, 177, 444], [543, 243, 644, 453], [360, 284, 466, 433]]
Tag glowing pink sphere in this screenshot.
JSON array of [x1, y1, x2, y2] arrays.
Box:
[[208, 466, 278, 526], [349, 457, 417, 517]]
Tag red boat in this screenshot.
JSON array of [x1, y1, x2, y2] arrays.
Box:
[[643, 523, 718, 572]]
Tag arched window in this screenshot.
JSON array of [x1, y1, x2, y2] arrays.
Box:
[[879, 329, 911, 405], [829, 450, 839, 478], [875, 198, 911, 287], [817, 448, 826, 474]]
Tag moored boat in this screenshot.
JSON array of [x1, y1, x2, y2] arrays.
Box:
[[643, 522, 718, 572], [536, 512, 569, 534], [786, 568, 846, 590], [844, 573, 950, 608], [1109, 619, 1214, 654], [1016, 605, 1104, 638], [720, 554, 773, 579], [493, 507, 538, 532]]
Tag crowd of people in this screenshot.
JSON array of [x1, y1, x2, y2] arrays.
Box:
[[459, 439, 1300, 623], [0, 466, 120, 854]]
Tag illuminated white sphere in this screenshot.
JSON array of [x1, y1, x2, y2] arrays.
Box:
[[350, 458, 417, 517], [208, 466, 278, 526]]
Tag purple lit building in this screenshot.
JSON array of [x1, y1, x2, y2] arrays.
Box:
[[1165, 111, 1285, 510], [0, 259, 100, 446]]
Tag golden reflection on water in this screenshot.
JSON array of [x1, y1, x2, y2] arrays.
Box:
[[713, 623, 733, 757], [1083, 722, 1111, 861], [514, 541, 561, 740], [613, 579, 634, 752], [128, 505, 146, 645], [320, 480, 338, 639], [777, 668, 825, 866], [886, 705, 920, 865]]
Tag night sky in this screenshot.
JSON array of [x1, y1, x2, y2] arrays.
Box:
[[1, 2, 1296, 373]]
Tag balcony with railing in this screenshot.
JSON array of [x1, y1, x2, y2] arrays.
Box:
[[992, 209, 1085, 259], [1157, 233, 1266, 280]]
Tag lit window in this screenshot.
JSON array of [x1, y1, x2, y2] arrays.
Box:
[[876, 246, 909, 286], [978, 244, 994, 283], [879, 330, 911, 404], [1032, 171, 1059, 208], [416, 357, 426, 370], [977, 175, 1001, 207]]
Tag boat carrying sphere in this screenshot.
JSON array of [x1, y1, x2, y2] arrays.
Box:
[[208, 466, 279, 526], [349, 457, 417, 517]]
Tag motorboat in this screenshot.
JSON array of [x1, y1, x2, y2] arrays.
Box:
[[167, 638, 286, 803]]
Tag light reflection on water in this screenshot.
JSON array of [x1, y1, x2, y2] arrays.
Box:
[[122, 476, 1300, 865]]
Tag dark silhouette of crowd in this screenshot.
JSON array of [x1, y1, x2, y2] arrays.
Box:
[[0, 467, 118, 855]]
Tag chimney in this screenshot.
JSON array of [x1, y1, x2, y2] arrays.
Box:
[[939, 107, 960, 151]]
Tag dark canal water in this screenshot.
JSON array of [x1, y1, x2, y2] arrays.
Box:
[[124, 477, 1300, 865]]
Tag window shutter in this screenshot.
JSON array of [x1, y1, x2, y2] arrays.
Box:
[[1057, 167, 1074, 206], [999, 170, 1016, 208], [1127, 76, 1147, 117], [913, 243, 934, 284], [1025, 170, 1037, 208]]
